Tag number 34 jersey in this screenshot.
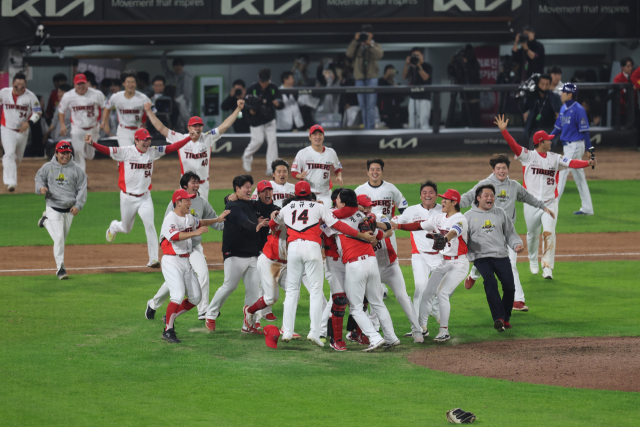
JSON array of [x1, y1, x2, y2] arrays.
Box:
[[108, 145, 167, 194], [275, 199, 339, 245], [166, 128, 221, 182], [515, 148, 572, 204]]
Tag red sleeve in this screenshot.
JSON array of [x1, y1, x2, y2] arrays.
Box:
[[291, 171, 299, 178], [569, 159, 589, 169], [375, 230, 384, 240], [631, 68, 640, 90], [332, 206, 358, 219], [501, 129, 523, 156], [332, 220, 358, 237], [170, 233, 180, 241], [164, 135, 192, 154], [91, 141, 111, 155], [334, 168, 342, 175], [269, 218, 278, 230], [398, 222, 422, 231]]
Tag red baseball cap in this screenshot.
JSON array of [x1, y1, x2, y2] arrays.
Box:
[[295, 181, 311, 196], [438, 189, 461, 203], [188, 116, 204, 126], [257, 180, 273, 192], [309, 124, 324, 135], [172, 189, 196, 204], [134, 128, 152, 141], [357, 194, 373, 207], [533, 130, 554, 145], [55, 140, 73, 153], [264, 325, 280, 349], [73, 74, 87, 85]]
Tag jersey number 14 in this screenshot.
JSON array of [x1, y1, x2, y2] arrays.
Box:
[[290, 209, 309, 225]]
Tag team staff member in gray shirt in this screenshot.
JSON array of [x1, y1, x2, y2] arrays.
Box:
[[465, 184, 524, 332], [35, 140, 87, 280], [460, 153, 555, 312], [145, 172, 228, 321]]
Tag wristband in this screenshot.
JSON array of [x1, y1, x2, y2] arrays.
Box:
[[28, 120, 34, 126]]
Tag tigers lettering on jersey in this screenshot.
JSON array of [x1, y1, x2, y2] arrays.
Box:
[[530, 167, 555, 177], [306, 162, 331, 170], [184, 152, 208, 159], [129, 163, 152, 170], [71, 105, 95, 113], [3, 104, 28, 112], [118, 109, 141, 115]]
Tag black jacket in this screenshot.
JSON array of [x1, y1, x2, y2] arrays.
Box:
[[513, 39, 545, 80], [222, 199, 261, 259], [243, 82, 284, 127], [223, 196, 280, 250]]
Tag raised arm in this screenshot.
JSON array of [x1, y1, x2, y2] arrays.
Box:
[[217, 99, 245, 135], [494, 115, 523, 156], [144, 102, 169, 137]]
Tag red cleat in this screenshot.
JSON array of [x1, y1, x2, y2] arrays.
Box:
[[513, 301, 529, 312], [241, 325, 263, 335], [464, 275, 476, 290], [205, 319, 216, 332], [504, 321, 512, 329], [330, 339, 347, 351], [264, 313, 277, 321], [357, 334, 370, 346]]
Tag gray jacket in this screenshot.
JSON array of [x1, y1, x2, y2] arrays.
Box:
[[165, 194, 223, 247], [464, 206, 522, 262], [35, 156, 87, 211], [460, 173, 545, 224]]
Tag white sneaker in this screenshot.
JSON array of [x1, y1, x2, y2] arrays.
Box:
[[433, 331, 450, 342], [242, 159, 252, 173], [529, 260, 539, 275], [412, 332, 424, 344], [362, 338, 385, 352], [147, 260, 160, 268], [383, 339, 401, 349], [7, 185, 15, 192], [307, 334, 325, 347], [542, 267, 553, 280], [243, 305, 254, 329], [106, 220, 117, 243], [422, 326, 429, 337]]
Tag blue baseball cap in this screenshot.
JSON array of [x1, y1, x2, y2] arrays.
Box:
[[561, 83, 577, 94]]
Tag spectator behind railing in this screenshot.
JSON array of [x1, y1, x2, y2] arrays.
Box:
[[45, 73, 67, 122], [512, 25, 545, 80], [378, 65, 405, 129], [109, 78, 122, 99], [522, 74, 561, 147], [277, 71, 304, 132], [447, 44, 481, 128], [161, 51, 193, 131], [292, 53, 319, 129], [316, 63, 340, 116], [338, 58, 360, 128], [221, 79, 250, 133], [497, 55, 523, 127], [403, 47, 432, 130], [613, 57, 638, 126], [43, 83, 71, 145], [547, 65, 563, 95]]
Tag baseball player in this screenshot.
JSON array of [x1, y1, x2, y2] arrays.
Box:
[[395, 180, 442, 334], [101, 70, 152, 147], [145, 100, 244, 200], [328, 189, 401, 351], [550, 83, 594, 215], [291, 125, 343, 206], [460, 153, 555, 312], [465, 184, 524, 332], [250, 158, 296, 207], [57, 74, 106, 172], [1, 72, 42, 192], [204, 175, 270, 334], [356, 194, 423, 340], [145, 172, 229, 321], [85, 128, 192, 267], [158, 189, 209, 344], [393, 189, 469, 342], [273, 182, 374, 347], [496, 115, 596, 279], [35, 141, 87, 280]]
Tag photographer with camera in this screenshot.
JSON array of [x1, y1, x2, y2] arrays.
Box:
[[522, 74, 561, 147], [496, 55, 523, 127], [512, 26, 545, 80], [446, 44, 482, 128], [403, 47, 433, 130], [277, 71, 304, 132], [346, 24, 383, 130], [378, 65, 405, 129], [241, 69, 284, 176], [222, 79, 250, 133]]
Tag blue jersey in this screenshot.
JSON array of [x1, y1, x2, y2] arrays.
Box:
[[553, 100, 591, 149]]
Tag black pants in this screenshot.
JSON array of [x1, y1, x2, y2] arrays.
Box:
[[474, 257, 515, 323]]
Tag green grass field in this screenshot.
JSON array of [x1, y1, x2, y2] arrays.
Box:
[[2, 180, 639, 247], [1, 261, 639, 426]]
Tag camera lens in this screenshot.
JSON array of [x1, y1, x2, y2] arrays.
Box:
[[234, 88, 243, 97], [359, 33, 369, 42], [410, 56, 419, 65]]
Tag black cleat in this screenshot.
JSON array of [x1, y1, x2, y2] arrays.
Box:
[[162, 328, 181, 343], [38, 212, 47, 228], [145, 303, 156, 320], [56, 267, 68, 280]]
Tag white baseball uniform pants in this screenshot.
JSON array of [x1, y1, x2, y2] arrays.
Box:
[[205, 256, 261, 328], [369, 261, 422, 334], [344, 256, 398, 345], [116, 126, 135, 147], [43, 206, 74, 270], [197, 179, 209, 201], [257, 254, 287, 306], [148, 244, 210, 315], [110, 191, 159, 264], [470, 246, 525, 302], [160, 255, 201, 306], [242, 119, 278, 175], [320, 258, 345, 329], [408, 98, 431, 130], [411, 252, 442, 325], [70, 124, 98, 173], [281, 240, 325, 340], [1, 126, 29, 187], [524, 201, 558, 270], [418, 257, 469, 329], [557, 141, 593, 215]]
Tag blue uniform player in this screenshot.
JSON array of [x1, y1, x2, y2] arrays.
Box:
[[550, 83, 594, 215]]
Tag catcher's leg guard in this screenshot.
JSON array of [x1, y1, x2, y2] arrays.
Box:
[[327, 317, 334, 339], [330, 293, 348, 341], [346, 314, 358, 334]]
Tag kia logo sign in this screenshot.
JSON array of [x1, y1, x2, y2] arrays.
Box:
[[433, 0, 522, 12], [2, 0, 94, 17], [221, 0, 312, 15]]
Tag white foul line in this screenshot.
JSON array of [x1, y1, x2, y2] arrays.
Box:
[[1, 254, 639, 274]]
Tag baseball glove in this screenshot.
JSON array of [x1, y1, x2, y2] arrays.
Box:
[[359, 213, 377, 233], [427, 232, 447, 251], [446, 408, 477, 424]]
